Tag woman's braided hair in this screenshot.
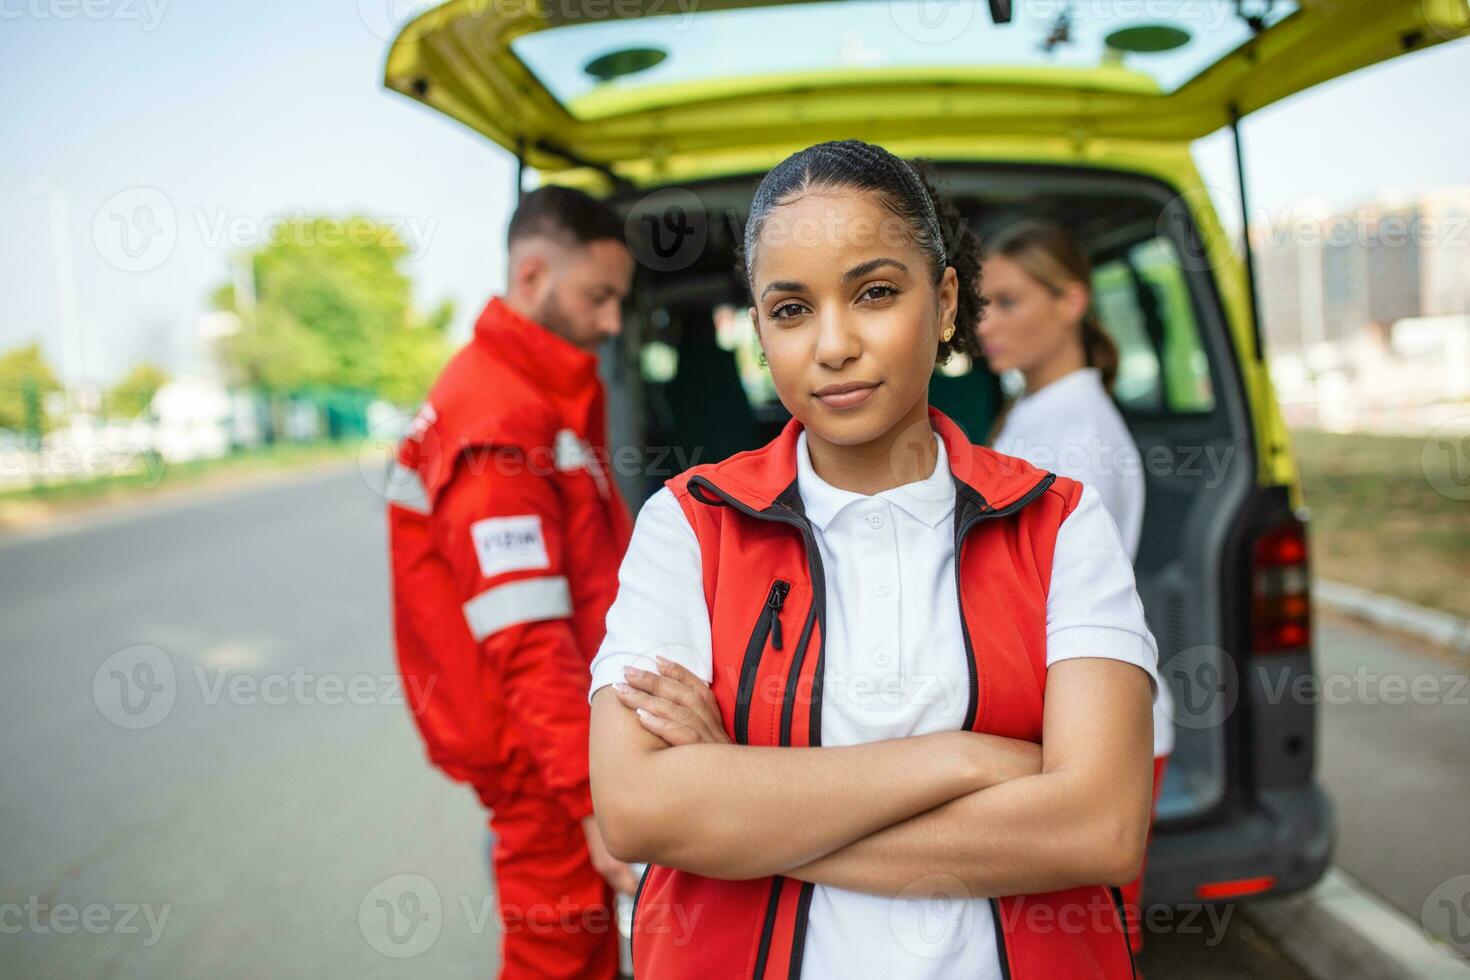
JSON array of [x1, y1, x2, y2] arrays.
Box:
[[737, 138, 986, 366]]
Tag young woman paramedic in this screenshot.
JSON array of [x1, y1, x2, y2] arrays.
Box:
[[980, 219, 1176, 956], [586, 138, 1161, 980]]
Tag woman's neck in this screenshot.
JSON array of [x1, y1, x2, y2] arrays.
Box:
[[1022, 341, 1087, 395], [803, 398, 937, 496]]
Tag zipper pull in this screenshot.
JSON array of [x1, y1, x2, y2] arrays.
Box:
[[767, 580, 789, 650]]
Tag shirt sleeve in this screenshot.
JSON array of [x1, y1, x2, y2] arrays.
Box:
[[1046, 482, 1160, 705], [431, 446, 595, 822], [589, 485, 713, 704]]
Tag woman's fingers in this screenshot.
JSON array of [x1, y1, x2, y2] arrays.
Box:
[[633, 707, 702, 747], [615, 670, 728, 745]]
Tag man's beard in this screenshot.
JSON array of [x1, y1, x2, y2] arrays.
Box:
[[532, 289, 582, 349]]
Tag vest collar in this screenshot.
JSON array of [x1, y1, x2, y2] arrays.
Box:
[[692, 404, 1051, 516], [472, 294, 600, 398]]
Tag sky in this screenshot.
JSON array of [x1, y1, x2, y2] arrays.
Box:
[[2, 1, 1466, 387]]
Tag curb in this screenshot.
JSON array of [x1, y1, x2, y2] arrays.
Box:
[[1313, 579, 1470, 655], [1240, 867, 1470, 980]]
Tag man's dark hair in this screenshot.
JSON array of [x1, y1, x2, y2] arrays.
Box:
[[507, 185, 625, 250]]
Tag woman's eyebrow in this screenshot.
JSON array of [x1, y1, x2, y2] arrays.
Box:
[[759, 257, 911, 300]]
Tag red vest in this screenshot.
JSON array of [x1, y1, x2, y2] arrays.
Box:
[[631, 405, 1135, 980]]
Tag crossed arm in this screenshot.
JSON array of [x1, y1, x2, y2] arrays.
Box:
[[587, 654, 1154, 899]]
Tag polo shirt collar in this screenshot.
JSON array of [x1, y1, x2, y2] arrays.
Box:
[[795, 425, 955, 531]]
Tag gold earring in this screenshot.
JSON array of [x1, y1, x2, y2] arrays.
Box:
[[940, 323, 955, 343]]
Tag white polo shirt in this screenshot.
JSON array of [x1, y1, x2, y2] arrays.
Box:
[[992, 368, 1143, 558], [991, 366, 1175, 758], [590, 424, 1160, 979]]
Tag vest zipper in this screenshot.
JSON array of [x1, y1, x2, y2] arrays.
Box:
[[736, 579, 791, 744], [956, 472, 1055, 980], [688, 474, 826, 980]]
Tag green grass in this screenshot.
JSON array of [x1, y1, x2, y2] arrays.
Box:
[[1292, 427, 1470, 619]]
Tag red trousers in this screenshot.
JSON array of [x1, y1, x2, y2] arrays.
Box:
[[1118, 754, 1170, 955], [480, 787, 620, 979]]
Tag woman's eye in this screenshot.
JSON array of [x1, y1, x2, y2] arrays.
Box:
[[861, 284, 898, 303], [770, 302, 807, 320]]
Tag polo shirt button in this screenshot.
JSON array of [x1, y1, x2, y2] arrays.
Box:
[[875, 583, 890, 597], [875, 651, 891, 666], [866, 514, 884, 529]]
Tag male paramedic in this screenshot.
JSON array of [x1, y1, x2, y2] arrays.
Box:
[[387, 185, 638, 979]]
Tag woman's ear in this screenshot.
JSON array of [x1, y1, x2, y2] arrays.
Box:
[[1059, 280, 1091, 326], [938, 265, 959, 336]]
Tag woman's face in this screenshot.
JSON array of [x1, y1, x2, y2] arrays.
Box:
[[748, 188, 957, 448], [975, 253, 1086, 376]]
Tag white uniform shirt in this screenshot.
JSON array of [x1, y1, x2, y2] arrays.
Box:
[[590, 424, 1160, 979], [991, 366, 1174, 757]]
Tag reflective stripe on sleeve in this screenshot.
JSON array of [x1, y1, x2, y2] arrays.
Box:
[[383, 460, 431, 514], [462, 575, 573, 641]]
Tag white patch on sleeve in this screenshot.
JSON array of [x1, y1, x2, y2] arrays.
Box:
[[469, 515, 550, 578]]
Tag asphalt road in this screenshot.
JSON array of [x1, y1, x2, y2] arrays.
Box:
[[0, 463, 1452, 978]]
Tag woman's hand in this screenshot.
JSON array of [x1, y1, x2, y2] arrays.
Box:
[[613, 656, 731, 746]]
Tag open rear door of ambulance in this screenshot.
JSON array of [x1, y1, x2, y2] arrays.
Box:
[[383, 0, 1470, 185]]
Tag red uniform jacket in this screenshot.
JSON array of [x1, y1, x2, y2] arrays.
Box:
[[387, 295, 633, 820], [631, 405, 1137, 979]]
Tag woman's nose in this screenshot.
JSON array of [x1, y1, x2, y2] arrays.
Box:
[[813, 310, 861, 367]]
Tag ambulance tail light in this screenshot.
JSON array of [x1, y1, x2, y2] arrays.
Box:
[[1251, 515, 1311, 656]]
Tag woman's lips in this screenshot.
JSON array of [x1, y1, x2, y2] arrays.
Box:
[[815, 383, 880, 409]]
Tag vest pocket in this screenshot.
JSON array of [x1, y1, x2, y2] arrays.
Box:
[[734, 579, 791, 744]]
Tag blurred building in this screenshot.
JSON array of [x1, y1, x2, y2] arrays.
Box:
[[1253, 186, 1470, 433]]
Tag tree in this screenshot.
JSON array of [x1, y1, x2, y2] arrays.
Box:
[[0, 343, 62, 438], [214, 216, 452, 407], [107, 362, 170, 419]]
